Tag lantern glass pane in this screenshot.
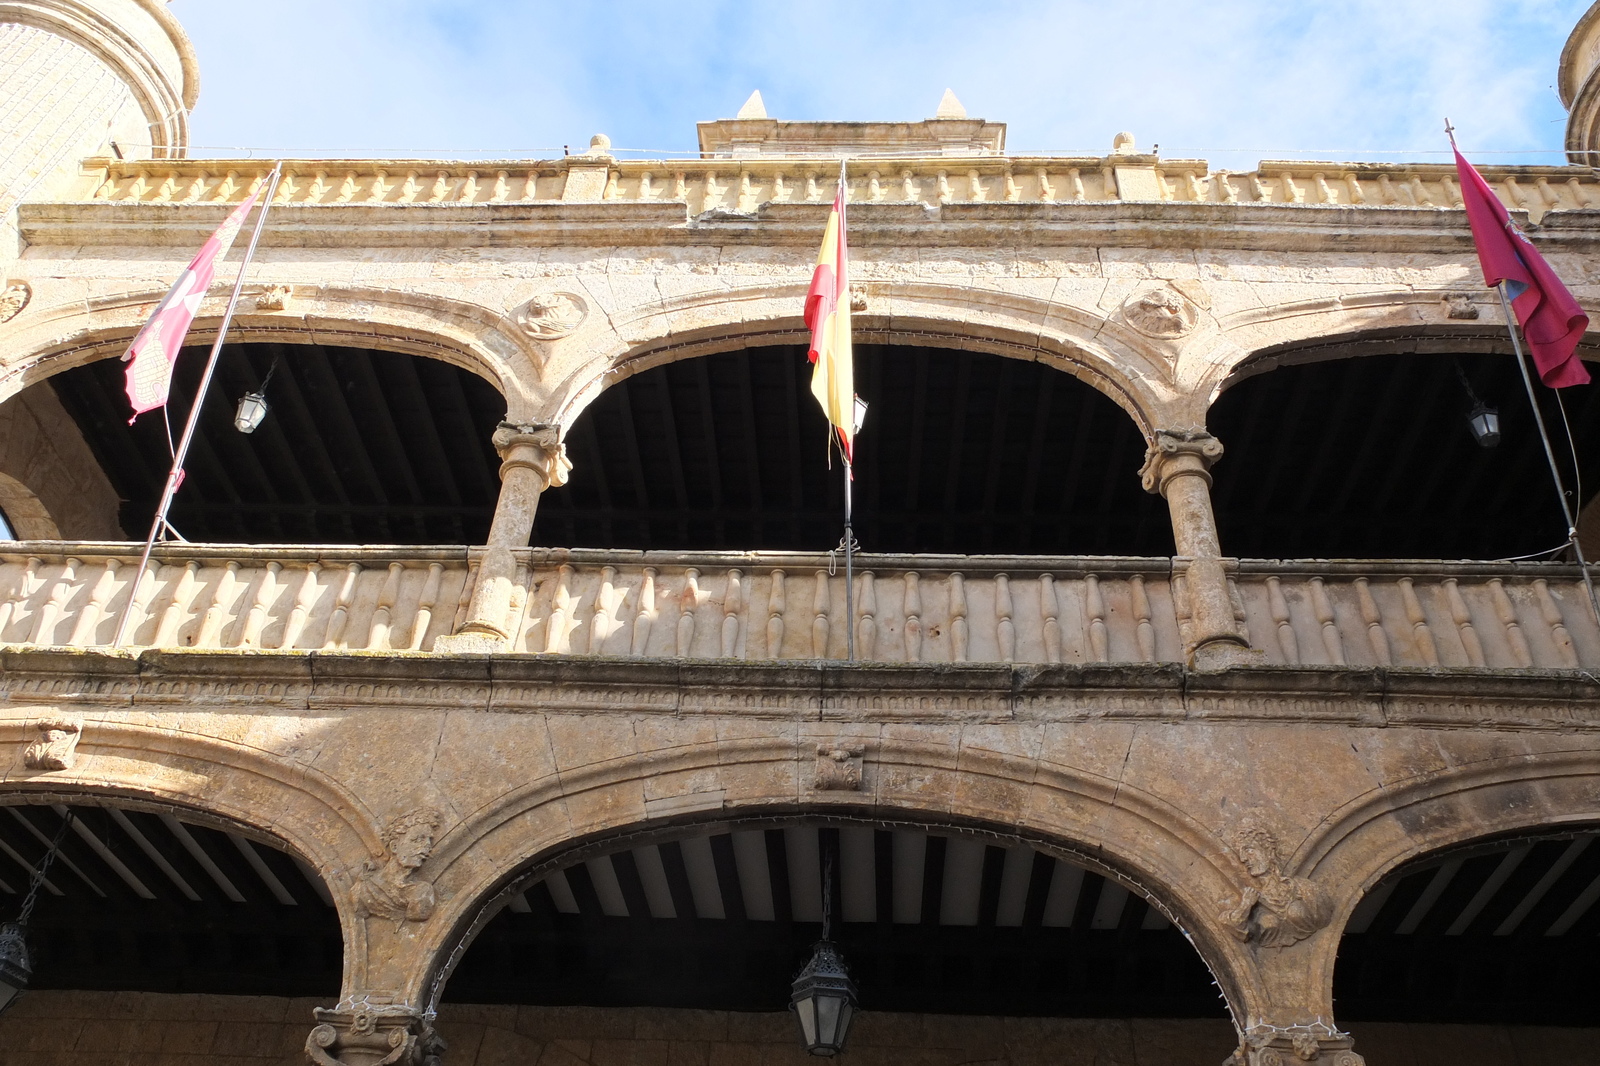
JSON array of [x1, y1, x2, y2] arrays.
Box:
[[0, 979, 16, 1015], [816, 994, 842, 1045], [796, 995, 817, 1046], [836, 1001, 853, 1044]]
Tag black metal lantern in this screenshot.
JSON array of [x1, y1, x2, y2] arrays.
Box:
[[1468, 402, 1502, 448], [790, 939, 857, 1056], [790, 846, 858, 1056], [0, 810, 72, 1018], [0, 922, 30, 1014]]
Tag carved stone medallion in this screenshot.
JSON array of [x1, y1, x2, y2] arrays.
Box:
[[514, 291, 587, 340], [352, 807, 442, 922], [1121, 283, 1198, 338], [24, 716, 81, 771], [0, 282, 31, 325], [254, 284, 292, 311]]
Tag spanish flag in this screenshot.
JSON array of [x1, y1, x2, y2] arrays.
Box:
[[804, 172, 855, 463]]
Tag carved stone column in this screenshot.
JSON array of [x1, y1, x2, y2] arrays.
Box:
[[1140, 429, 1258, 668], [436, 422, 570, 652], [305, 1004, 444, 1066]]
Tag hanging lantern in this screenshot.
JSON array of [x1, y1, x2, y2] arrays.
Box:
[[790, 940, 857, 1057], [0, 921, 29, 1015], [234, 390, 269, 433], [1468, 402, 1501, 448]]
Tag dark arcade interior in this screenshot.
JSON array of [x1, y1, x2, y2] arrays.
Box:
[[32, 338, 1600, 560]]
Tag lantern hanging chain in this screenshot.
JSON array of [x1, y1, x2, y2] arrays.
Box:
[[14, 811, 73, 928], [821, 848, 833, 943], [1452, 358, 1487, 409], [256, 352, 282, 394]]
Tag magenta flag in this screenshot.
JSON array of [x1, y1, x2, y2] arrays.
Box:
[[122, 191, 259, 420], [1454, 148, 1590, 388]]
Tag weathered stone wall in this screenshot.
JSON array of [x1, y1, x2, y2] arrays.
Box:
[[0, 386, 121, 538], [2, 992, 1597, 1066]]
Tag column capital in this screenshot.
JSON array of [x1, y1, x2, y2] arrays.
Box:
[[492, 421, 571, 489], [1227, 1025, 1364, 1066], [1140, 428, 1224, 495], [305, 1004, 444, 1066]]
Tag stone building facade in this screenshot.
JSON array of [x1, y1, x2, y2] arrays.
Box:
[[2, 2, 1600, 1064]]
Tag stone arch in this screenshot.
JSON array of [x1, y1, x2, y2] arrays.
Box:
[[542, 281, 1181, 439], [0, 471, 59, 539], [390, 736, 1271, 1038], [1279, 746, 1600, 1021], [0, 712, 388, 996], [0, 282, 540, 419]]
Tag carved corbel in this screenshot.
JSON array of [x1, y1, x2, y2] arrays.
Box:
[[813, 744, 864, 791], [23, 716, 82, 771], [1226, 1024, 1364, 1066], [305, 1005, 445, 1066], [1139, 428, 1224, 496]]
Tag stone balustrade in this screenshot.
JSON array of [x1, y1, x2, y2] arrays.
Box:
[[1, 543, 1595, 670], [68, 156, 1600, 222]]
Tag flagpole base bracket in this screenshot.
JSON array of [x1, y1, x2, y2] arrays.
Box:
[[1188, 635, 1266, 672]]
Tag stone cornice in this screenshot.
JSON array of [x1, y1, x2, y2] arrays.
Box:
[[4, 646, 1599, 732]]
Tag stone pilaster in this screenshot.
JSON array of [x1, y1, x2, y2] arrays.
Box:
[[1140, 428, 1258, 669], [435, 422, 570, 653], [304, 1004, 444, 1066]]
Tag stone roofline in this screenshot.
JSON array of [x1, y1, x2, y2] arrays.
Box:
[[53, 152, 1600, 229]]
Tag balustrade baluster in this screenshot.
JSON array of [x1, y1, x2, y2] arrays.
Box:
[[1039, 574, 1062, 664], [677, 568, 701, 656], [1131, 574, 1157, 663], [767, 569, 786, 658], [238, 561, 282, 648], [155, 561, 200, 647], [322, 563, 363, 649], [67, 559, 120, 646], [1443, 578, 1485, 666], [949, 573, 969, 662], [366, 562, 405, 650], [811, 570, 830, 658], [278, 564, 322, 650], [1267, 576, 1299, 663], [722, 569, 743, 658], [632, 566, 658, 655], [1533, 578, 1578, 667], [1085, 574, 1109, 663], [408, 563, 446, 651], [1488, 578, 1533, 667], [31, 558, 79, 645], [1354, 578, 1390, 665], [590, 566, 618, 654], [0, 558, 41, 641], [903, 571, 924, 663], [855, 572, 877, 660], [1309, 577, 1345, 665], [1398, 577, 1439, 666], [196, 562, 241, 646], [543, 563, 575, 654], [995, 574, 1015, 662]]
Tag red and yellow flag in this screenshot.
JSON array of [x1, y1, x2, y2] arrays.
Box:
[[804, 174, 855, 463]]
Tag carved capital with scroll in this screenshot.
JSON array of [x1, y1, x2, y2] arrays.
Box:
[[305, 1005, 444, 1066], [24, 717, 82, 771], [1139, 428, 1224, 495], [492, 422, 572, 491]]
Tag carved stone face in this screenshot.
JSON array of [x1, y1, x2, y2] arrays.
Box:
[[1238, 836, 1275, 878], [392, 824, 435, 870]]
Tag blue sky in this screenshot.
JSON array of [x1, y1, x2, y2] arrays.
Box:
[[168, 1, 1589, 170]]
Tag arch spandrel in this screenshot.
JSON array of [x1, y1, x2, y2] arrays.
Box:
[[539, 281, 1196, 438], [0, 282, 541, 418]]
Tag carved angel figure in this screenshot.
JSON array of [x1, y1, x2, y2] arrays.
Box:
[[353, 807, 442, 922], [1222, 820, 1331, 948], [24, 717, 81, 771]]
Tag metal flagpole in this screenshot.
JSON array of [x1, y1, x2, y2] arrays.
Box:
[[1495, 280, 1600, 632], [112, 163, 284, 649], [838, 158, 855, 662]]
